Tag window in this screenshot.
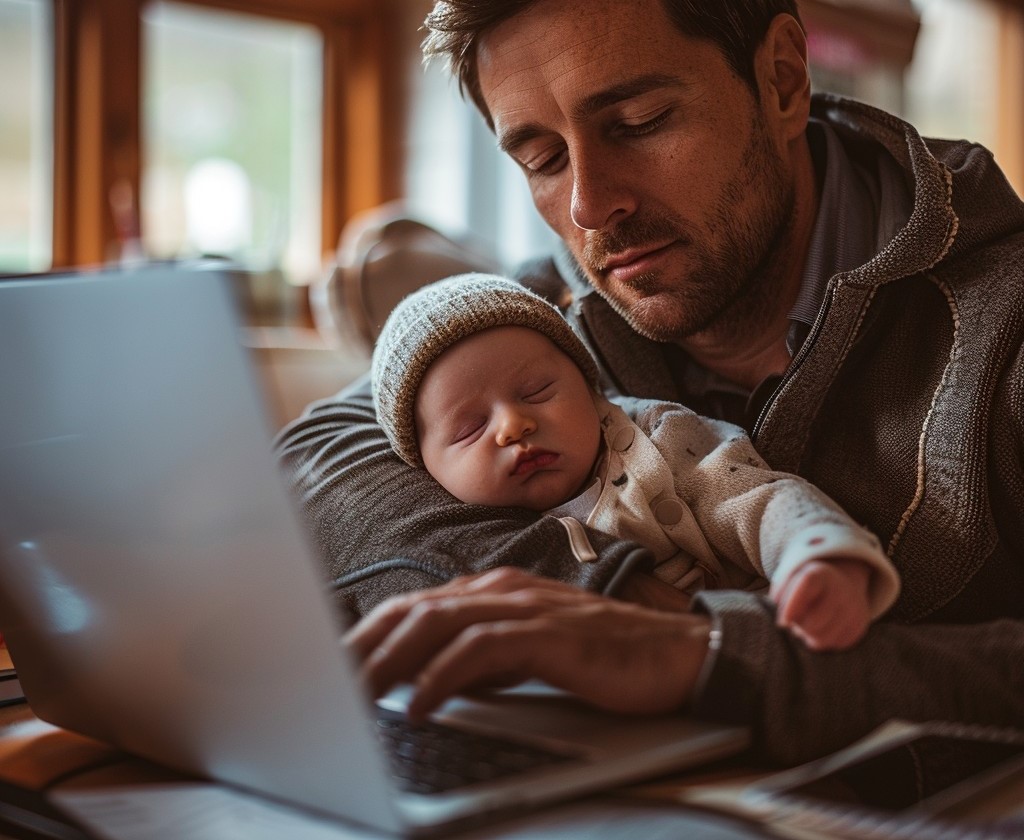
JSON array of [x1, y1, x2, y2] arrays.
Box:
[[802, 0, 1024, 196], [142, 2, 323, 284], [0, 0, 394, 294], [0, 0, 52, 273], [404, 40, 560, 271], [906, 0, 1022, 191]]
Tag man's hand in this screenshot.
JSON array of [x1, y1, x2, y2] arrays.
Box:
[[615, 571, 693, 612], [773, 558, 873, 651], [344, 568, 710, 721]]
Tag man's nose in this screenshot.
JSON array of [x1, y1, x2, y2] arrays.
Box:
[[495, 409, 537, 447], [569, 147, 637, 231]]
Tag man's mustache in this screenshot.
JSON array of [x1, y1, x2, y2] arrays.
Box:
[[581, 214, 688, 274]]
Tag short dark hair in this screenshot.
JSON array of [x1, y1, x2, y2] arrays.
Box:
[[422, 0, 802, 127]]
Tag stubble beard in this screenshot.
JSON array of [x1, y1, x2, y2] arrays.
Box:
[[579, 111, 796, 345]]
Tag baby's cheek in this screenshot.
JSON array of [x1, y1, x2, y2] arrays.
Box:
[[453, 457, 508, 507]]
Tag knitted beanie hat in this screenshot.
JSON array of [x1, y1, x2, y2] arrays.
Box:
[[371, 273, 600, 466]]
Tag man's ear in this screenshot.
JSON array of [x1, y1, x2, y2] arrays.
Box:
[[756, 14, 811, 143]]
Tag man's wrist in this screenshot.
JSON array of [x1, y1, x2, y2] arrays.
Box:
[[681, 613, 717, 710], [689, 590, 770, 727]]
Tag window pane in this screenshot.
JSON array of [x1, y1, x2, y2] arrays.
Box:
[[906, 0, 1000, 145], [142, 2, 323, 285], [0, 0, 53, 273]]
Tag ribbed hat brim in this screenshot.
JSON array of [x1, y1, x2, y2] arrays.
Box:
[[371, 273, 599, 465]]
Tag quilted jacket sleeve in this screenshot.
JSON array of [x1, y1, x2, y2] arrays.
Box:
[[692, 590, 1024, 765]]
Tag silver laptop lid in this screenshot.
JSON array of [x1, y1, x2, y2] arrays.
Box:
[[0, 267, 405, 833]]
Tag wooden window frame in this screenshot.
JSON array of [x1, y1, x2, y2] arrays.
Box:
[[50, 0, 400, 269], [996, 1, 1024, 193]]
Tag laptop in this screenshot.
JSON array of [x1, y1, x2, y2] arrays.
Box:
[[0, 265, 748, 835]]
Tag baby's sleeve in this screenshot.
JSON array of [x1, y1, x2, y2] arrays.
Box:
[[629, 397, 900, 617]]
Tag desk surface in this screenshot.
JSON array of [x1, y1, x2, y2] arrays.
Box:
[[0, 703, 769, 840], [7, 701, 1024, 840]]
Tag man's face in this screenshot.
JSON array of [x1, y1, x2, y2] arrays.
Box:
[[476, 0, 795, 343]]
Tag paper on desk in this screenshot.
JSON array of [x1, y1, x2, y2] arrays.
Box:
[[657, 721, 1024, 840], [621, 721, 916, 838], [52, 783, 384, 840]]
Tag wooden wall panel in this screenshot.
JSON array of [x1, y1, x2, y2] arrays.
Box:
[[53, 0, 142, 267], [996, 2, 1024, 195]]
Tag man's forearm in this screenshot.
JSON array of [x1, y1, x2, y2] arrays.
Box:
[[692, 590, 1024, 766], [274, 377, 653, 615]]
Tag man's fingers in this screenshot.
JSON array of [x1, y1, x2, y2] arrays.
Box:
[[344, 591, 429, 660], [361, 590, 586, 697], [345, 569, 709, 719], [409, 608, 709, 720], [344, 568, 564, 659], [408, 620, 536, 720]]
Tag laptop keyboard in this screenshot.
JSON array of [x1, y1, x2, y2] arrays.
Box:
[[375, 710, 578, 794]]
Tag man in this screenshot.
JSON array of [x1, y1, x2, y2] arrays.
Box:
[[277, 0, 1024, 765]]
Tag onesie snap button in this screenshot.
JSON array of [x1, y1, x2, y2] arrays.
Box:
[[611, 427, 635, 452], [654, 498, 684, 526]]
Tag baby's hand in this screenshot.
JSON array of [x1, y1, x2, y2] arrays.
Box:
[[772, 558, 873, 651]]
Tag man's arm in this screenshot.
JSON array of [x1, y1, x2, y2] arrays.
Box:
[[345, 566, 1024, 768], [693, 590, 1024, 765], [273, 376, 653, 616], [673, 321, 1024, 764]]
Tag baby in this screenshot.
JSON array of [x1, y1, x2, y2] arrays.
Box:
[[371, 274, 899, 651]]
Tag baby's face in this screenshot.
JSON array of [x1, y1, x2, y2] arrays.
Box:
[[414, 326, 602, 511]]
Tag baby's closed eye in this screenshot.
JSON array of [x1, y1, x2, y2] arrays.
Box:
[[522, 381, 556, 403]]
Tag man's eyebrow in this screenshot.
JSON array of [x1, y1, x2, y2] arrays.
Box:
[[497, 123, 547, 157], [496, 73, 685, 156], [570, 73, 684, 121]]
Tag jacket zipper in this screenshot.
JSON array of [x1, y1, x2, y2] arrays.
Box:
[[751, 281, 836, 444]]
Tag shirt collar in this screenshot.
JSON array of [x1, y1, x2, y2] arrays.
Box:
[[794, 117, 882, 330]]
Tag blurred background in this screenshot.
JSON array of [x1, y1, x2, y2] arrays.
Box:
[[2, 0, 1022, 423]]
